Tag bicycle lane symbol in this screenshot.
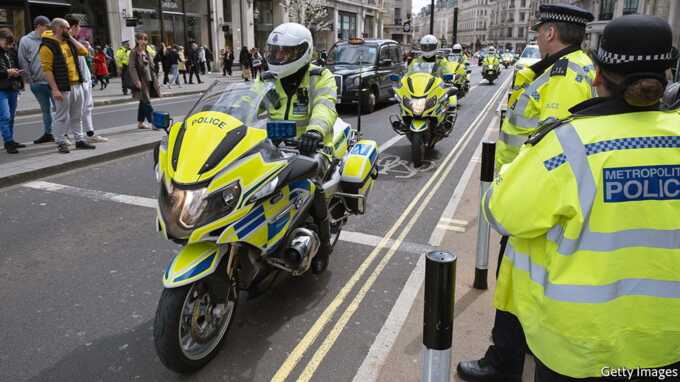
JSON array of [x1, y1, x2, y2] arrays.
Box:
[[377, 154, 437, 179]]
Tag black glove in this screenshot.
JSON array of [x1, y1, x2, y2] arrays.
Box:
[[300, 130, 322, 155]]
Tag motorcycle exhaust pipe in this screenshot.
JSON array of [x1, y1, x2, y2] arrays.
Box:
[[285, 228, 320, 274]]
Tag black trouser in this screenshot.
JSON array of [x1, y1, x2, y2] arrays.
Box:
[[180, 70, 188, 84], [137, 98, 153, 123], [121, 65, 129, 94], [535, 359, 680, 382], [189, 66, 201, 83], [485, 235, 527, 374], [162, 67, 170, 84], [223, 62, 232, 76]]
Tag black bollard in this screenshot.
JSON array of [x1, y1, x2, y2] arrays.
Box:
[[422, 251, 457, 382], [474, 141, 496, 290]]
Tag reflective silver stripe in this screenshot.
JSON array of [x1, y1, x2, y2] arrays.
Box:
[[483, 186, 511, 236], [567, 62, 593, 85], [508, 71, 550, 128], [308, 117, 330, 129], [314, 97, 336, 110], [550, 123, 680, 255], [505, 244, 680, 303], [499, 130, 528, 148], [314, 87, 336, 98]]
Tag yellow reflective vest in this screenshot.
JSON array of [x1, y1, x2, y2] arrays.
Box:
[[496, 49, 595, 169], [484, 98, 680, 378], [115, 46, 129, 67], [255, 65, 338, 146]]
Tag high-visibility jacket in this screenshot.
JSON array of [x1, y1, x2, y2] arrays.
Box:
[[446, 59, 466, 87], [496, 49, 595, 169], [115, 47, 129, 66], [482, 54, 500, 68], [408, 56, 452, 78], [484, 98, 680, 378], [254, 64, 337, 145]]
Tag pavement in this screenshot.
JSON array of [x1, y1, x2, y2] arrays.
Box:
[[15, 71, 242, 116], [0, 66, 518, 381]]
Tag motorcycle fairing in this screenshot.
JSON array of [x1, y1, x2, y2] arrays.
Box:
[[163, 241, 221, 288]]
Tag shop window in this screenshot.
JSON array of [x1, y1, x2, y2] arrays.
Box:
[[623, 0, 639, 15], [599, 0, 615, 20]]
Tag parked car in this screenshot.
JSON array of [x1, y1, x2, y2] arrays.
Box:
[[327, 38, 405, 114], [515, 44, 541, 71]]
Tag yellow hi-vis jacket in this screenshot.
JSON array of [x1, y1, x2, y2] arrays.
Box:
[[496, 49, 595, 169], [255, 65, 337, 146], [115, 46, 129, 67], [484, 98, 680, 378]]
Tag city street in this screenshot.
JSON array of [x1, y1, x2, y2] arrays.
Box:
[[0, 67, 512, 381]]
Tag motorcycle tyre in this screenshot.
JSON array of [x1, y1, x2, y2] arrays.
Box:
[[154, 278, 238, 373], [411, 133, 425, 168]]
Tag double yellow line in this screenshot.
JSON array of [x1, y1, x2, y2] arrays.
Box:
[[272, 74, 512, 382]]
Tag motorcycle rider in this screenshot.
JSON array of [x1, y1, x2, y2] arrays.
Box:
[[448, 43, 469, 95], [482, 46, 501, 73], [259, 22, 338, 273], [408, 35, 457, 116]]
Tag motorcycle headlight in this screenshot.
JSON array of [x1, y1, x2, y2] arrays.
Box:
[[179, 188, 208, 229], [425, 96, 437, 111], [410, 98, 427, 114]]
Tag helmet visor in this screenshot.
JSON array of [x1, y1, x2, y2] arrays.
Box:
[[421, 43, 437, 53], [266, 42, 309, 65]]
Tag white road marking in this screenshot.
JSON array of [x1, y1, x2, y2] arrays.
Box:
[[20, 181, 430, 254], [435, 224, 467, 233], [22, 181, 157, 208], [379, 134, 404, 152], [350, 76, 510, 382], [440, 218, 469, 226]]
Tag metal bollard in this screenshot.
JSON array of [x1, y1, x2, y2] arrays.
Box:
[[422, 251, 457, 382], [473, 141, 496, 290]]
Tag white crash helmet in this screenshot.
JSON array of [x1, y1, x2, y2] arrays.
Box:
[[452, 43, 463, 53], [419, 35, 439, 58], [265, 23, 313, 79], [487, 46, 497, 54]]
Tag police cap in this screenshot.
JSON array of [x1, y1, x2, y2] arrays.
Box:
[[531, 3, 594, 31], [594, 15, 673, 74]]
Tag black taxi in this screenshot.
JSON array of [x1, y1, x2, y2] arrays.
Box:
[[327, 38, 405, 114]]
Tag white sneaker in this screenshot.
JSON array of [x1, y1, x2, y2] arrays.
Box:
[[63, 137, 73, 146], [87, 135, 109, 143]]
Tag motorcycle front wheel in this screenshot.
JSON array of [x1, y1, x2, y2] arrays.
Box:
[[411, 133, 425, 167], [154, 277, 238, 373]]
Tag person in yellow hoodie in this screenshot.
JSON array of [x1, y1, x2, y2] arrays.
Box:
[[39, 18, 93, 153]]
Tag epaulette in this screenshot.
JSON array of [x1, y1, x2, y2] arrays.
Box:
[[526, 116, 570, 145], [261, 71, 276, 81], [550, 58, 569, 77]]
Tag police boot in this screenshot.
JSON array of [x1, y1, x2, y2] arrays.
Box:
[[456, 345, 522, 382]]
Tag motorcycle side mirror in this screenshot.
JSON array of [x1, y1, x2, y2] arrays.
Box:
[[442, 73, 454, 82], [152, 111, 171, 133], [447, 87, 459, 97], [388, 73, 401, 82]]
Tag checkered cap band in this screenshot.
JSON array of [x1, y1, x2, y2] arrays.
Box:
[[597, 47, 673, 65], [539, 12, 590, 25], [544, 136, 680, 171]]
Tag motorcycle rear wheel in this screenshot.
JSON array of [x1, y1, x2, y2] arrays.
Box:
[[154, 277, 238, 373]]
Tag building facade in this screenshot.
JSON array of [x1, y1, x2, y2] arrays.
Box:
[[488, 0, 532, 52], [314, 0, 384, 51], [383, 0, 413, 45], [457, 0, 495, 50]]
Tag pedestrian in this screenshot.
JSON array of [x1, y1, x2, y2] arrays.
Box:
[[115, 40, 131, 95], [484, 14, 680, 382], [198, 44, 206, 75], [250, 47, 263, 78], [457, 4, 596, 382], [17, 15, 54, 144], [93, 46, 109, 90], [222, 47, 233, 76], [104, 43, 116, 77], [188, 42, 202, 84], [166, 45, 180, 89], [239, 46, 251, 81], [65, 15, 107, 144], [160, 42, 172, 85], [204, 45, 213, 73], [0, 29, 24, 154], [39, 18, 95, 153], [177, 46, 188, 85], [128, 32, 161, 129]]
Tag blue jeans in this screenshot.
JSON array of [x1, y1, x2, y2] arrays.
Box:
[[30, 83, 53, 135], [0, 90, 18, 144]]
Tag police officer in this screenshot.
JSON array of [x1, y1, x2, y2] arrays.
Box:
[[457, 4, 595, 382], [485, 14, 680, 381], [260, 22, 338, 273], [409, 35, 452, 79], [495, 4, 595, 169], [115, 40, 130, 96]]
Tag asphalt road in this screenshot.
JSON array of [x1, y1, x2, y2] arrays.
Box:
[[0, 67, 511, 381]]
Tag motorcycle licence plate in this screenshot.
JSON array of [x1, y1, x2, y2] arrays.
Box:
[[267, 121, 297, 141]]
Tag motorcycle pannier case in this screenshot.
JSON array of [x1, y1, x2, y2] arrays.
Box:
[[340, 140, 379, 214]]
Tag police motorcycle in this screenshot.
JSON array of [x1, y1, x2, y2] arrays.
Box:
[[482, 55, 501, 85], [150, 80, 378, 372], [447, 53, 471, 98], [389, 62, 458, 167]]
